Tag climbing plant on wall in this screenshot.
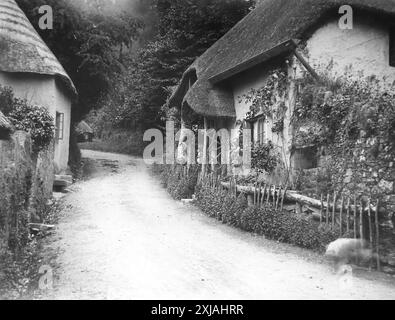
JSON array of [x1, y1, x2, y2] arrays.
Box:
[[291, 69, 395, 205], [0, 86, 54, 152], [235, 68, 289, 175], [292, 72, 395, 154], [251, 141, 279, 174], [239, 68, 288, 126]]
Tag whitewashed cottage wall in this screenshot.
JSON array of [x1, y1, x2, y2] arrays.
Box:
[[0, 71, 72, 172]]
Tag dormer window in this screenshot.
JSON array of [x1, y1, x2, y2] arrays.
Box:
[[390, 26, 395, 67]]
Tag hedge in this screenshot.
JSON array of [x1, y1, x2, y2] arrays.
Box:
[[195, 182, 340, 252], [151, 164, 199, 200], [151, 165, 340, 253]]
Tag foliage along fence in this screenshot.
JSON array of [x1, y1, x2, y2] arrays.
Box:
[[194, 169, 341, 253], [217, 177, 382, 270], [317, 192, 381, 270], [151, 164, 200, 200], [151, 164, 384, 269]]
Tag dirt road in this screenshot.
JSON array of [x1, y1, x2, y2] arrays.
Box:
[[35, 150, 395, 300]]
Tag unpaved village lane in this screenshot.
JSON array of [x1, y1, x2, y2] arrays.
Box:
[[37, 150, 395, 300]]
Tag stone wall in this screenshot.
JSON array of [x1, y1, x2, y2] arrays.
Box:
[[295, 137, 395, 221], [292, 14, 395, 211], [0, 131, 54, 252], [295, 134, 395, 274], [333, 137, 395, 218]]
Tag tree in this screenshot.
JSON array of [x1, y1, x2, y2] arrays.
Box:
[[96, 0, 254, 132], [16, 0, 143, 120]]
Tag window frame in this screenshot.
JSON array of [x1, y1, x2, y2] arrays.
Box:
[[55, 112, 64, 141], [253, 116, 265, 145]]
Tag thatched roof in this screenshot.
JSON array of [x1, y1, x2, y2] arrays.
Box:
[[0, 0, 77, 97], [168, 0, 395, 118], [76, 121, 93, 134]]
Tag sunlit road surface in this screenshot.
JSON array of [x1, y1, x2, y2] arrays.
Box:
[[35, 150, 395, 300]]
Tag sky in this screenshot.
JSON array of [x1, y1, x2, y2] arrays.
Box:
[[69, 0, 157, 43], [69, 0, 147, 16]]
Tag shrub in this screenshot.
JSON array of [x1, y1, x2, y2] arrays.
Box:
[[0, 86, 54, 152], [224, 193, 248, 227], [8, 210, 30, 252], [195, 182, 340, 252], [196, 184, 230, 220], [251, 141, 279, 174], [152, 164, 340, 253], [151, 164, 200, 200], [8, 102, 54, 152], [79, 129, 145, 156]]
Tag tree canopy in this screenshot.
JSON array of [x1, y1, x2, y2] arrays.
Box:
[[16, 0, 143, 120], [16, 0, 254, 131], [91, 0, 254, 133]]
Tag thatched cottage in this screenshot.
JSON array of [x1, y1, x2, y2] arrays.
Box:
[[76, 120, 94, 143], [0, 0, 77, 173], [169, 0, 395, 201]]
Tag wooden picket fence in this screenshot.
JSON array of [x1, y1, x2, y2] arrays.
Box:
[[196, 171, 382, 270], [317, 192, 381, 270], [197, 172, 288, 210]]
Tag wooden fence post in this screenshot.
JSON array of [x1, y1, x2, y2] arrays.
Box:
[[326, 194, 330, 226], [261, 184, 266, 207], [332, 191, 337, 229], [359, 200, 364, 240], [346, 197, 350, 232], [375, 200, 381, 271], [280, 186, 287, 212], [367, 198, 373, 270], [254, 182, 257, 206], [340, 196, 344, 235], [353, 197, 357, 239], [320, 194, 323, 225], [257, 183, 262, 208], [368, 199, 373, 246], [276, 185, 282, 210]]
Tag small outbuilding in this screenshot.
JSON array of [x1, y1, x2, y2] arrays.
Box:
[[76, 121, 94, 142]]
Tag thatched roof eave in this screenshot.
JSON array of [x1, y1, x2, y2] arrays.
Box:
[[168, 0, 395, 120], [0, 0, 77, 98], [208, 39, 298, 84], [76, 121, 94, 134]]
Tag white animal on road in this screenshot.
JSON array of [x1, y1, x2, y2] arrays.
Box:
[[325, 238, 373, 271]]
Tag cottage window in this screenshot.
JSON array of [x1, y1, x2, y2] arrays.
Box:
[[254, 117, 265, 144], [390, 27, 395, 67], [56, 112, 64, 140]]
